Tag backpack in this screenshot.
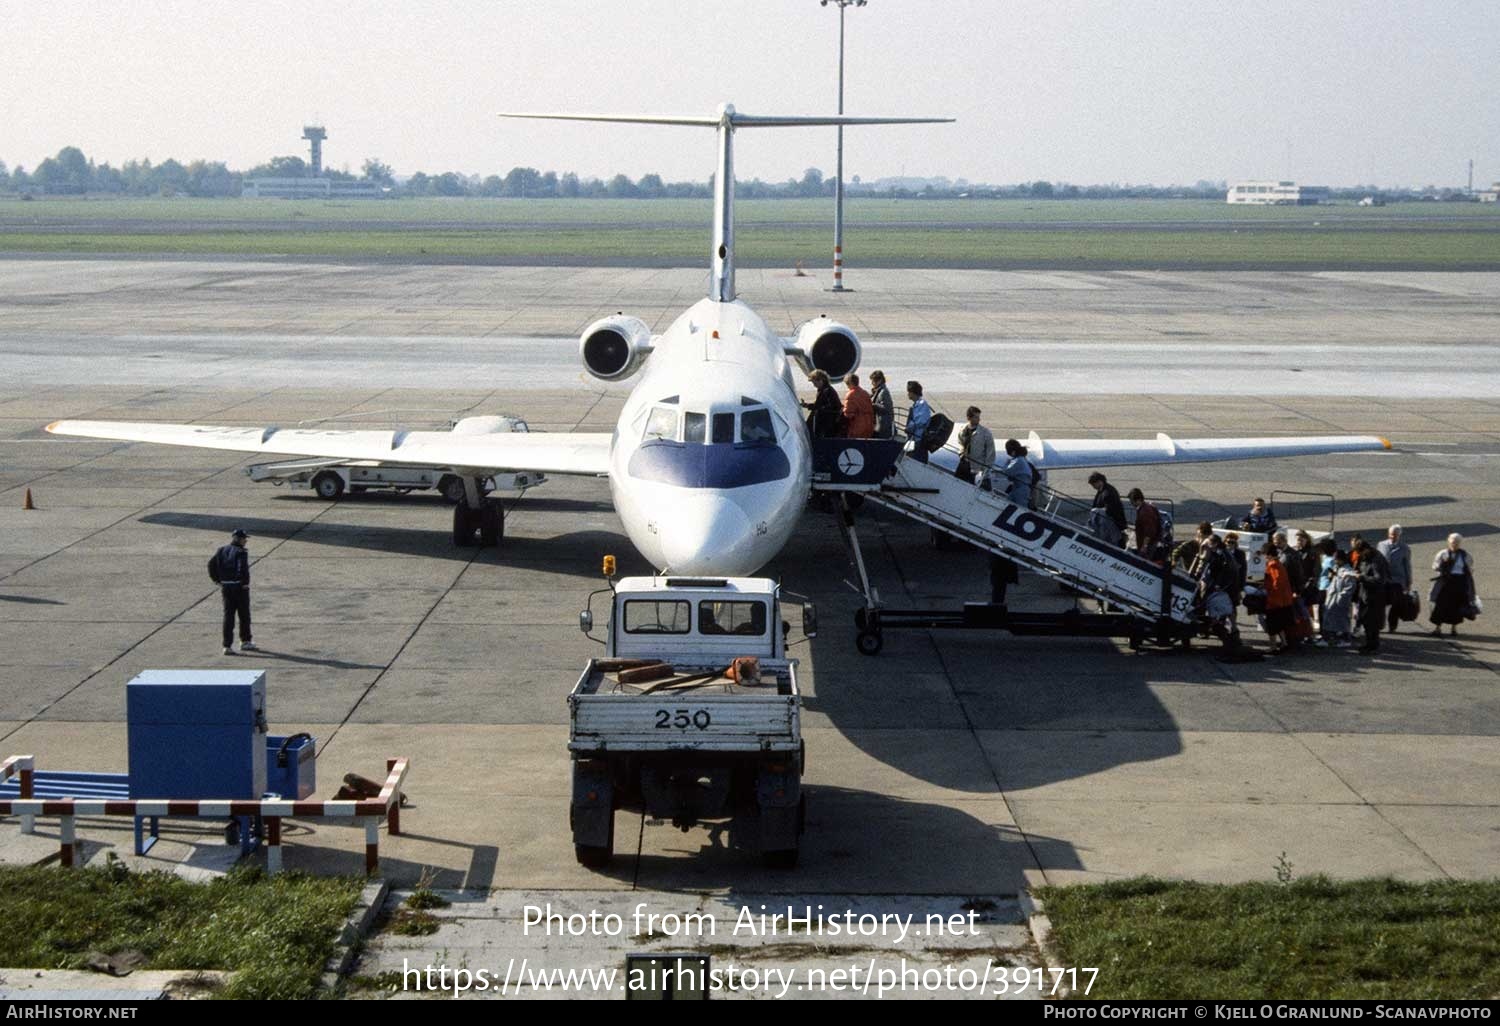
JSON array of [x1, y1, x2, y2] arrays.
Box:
[[207, 550, 223, 584], [923, 413, 954, 452], [1157, 506, 1175, 545]]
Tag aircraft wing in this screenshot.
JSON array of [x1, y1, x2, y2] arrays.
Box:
[[45, 421, 613, 477], [1025, 432, 1390, 470]]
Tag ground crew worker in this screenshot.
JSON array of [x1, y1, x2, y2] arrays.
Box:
[[213, 529, 256, 655]]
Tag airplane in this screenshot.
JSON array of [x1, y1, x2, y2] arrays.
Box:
[[47, 104, 1390, 576]]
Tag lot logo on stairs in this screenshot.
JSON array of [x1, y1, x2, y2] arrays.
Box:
[[992, 503, 1072, 551], [836, 448, 865, 477]]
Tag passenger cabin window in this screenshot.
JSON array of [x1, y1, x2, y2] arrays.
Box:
[[711, 412, 735, 444], [740, 407, 775, 444], [698, 600, 768, 636], [644, 406, 679, 442], [623, 600, 691, 634], [684, 412, 706, 444]]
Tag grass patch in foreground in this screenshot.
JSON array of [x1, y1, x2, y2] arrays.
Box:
[[1038, 877, 1500, 1000], [0, 863, 363, 999]]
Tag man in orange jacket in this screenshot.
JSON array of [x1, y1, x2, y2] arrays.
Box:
[[841, 373, 874, 439]]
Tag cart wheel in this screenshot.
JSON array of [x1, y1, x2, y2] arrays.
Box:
[[438, 475, 465, 504], [1128, 632, 1143, 651], [312, 471, 344, 500], [856, 630, 884, 656]]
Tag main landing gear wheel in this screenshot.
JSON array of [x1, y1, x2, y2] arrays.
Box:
[[478, 499, 504, 546], [453, 498, 505, 547], [311, 471, 344, 500], [856, 629, 884, 656]]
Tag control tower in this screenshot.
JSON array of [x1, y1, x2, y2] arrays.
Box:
[[302, 125, 327, 175]]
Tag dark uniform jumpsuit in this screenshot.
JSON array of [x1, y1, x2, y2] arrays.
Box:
[[216, 543, 252, 649]]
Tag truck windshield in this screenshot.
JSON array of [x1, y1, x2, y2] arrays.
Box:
[[698, 600, 767, 636], [623, 600, 691, 634]]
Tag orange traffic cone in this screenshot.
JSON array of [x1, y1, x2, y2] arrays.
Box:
[[22, 488, 34, 510]]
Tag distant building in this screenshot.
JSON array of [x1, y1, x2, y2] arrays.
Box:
[[241, 178, 382, 199], [1226, 181, 1330, 205], [1479, 182, 1499, 204]]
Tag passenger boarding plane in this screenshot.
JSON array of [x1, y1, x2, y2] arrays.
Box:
[[47, 105, 1390, 575]]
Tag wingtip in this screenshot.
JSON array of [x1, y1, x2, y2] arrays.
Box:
[[1380, 437, 1392, 450], [44, 421, 61, 434]]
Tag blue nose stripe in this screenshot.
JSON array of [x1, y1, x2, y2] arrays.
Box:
[[629, 442, 792, 489]]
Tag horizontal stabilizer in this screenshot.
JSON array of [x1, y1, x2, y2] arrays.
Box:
[[498, 107, 953, 129]]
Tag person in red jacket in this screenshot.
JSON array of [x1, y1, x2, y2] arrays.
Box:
[[841, 373, 874, 439], [1262, 542, 1298, 654]]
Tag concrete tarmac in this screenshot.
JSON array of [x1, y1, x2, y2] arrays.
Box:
[[1, 261, 1498, 990]]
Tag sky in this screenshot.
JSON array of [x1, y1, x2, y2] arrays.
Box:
[[3, 0, 1497, 189]]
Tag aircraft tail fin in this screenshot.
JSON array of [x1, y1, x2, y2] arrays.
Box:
[[498, 105, 953, 302]]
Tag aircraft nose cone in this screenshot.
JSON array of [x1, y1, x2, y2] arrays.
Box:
[[660, 495, 755, 575]]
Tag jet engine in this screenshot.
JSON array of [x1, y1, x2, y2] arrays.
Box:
[[792, 317, 861, 380], [579, 314, 653, 381]]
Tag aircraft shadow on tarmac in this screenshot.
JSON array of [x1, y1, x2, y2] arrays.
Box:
[[268, 492, 615, 515], [138, 511, 629, 574], [0, 594, 67, 605]]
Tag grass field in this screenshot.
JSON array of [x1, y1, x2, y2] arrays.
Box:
[[2, 197, 1497, 268], [0, 864, 362, 999], [1039, 877, 1500, 1000]]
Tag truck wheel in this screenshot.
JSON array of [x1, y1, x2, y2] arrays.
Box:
[[763, 847, 799, 869], [856, 630, 883, 656], [574, 811, 614, 868], [438, 475, 465, 504], [478, 500, 504, 547], [312, 471, 344, 500], [452, 504, 478, 547]]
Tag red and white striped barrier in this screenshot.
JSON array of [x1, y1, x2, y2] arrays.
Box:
[[0, 755, 408, 875]]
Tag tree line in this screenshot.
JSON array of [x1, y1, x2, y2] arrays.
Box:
[[0, 146, 1479, 203]]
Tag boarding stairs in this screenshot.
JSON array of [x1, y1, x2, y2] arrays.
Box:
[[811, 438, 1203, 652]]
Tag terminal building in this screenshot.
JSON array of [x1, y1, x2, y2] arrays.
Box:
[[1226, 181, 1331, 205], [241, 177, 382, 199]]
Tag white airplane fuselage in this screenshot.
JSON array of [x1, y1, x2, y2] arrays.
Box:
[[607, 297, 812, 576]]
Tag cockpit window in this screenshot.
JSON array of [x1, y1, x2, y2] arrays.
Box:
[[684, 412, 706, 444], [644, 406, 679, 442], [740, 407, 775, 444], [711, 413, 735, 444]]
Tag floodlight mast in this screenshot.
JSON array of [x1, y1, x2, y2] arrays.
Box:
[[821, 0, 867, 292]]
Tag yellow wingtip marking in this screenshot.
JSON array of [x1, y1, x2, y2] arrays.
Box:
[[44, 421, 61, 433], [1381, 437, 1392, 450]]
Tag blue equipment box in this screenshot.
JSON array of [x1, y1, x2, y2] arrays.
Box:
[[127, 670, 267, 800], [266, 734, 317, 800]]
